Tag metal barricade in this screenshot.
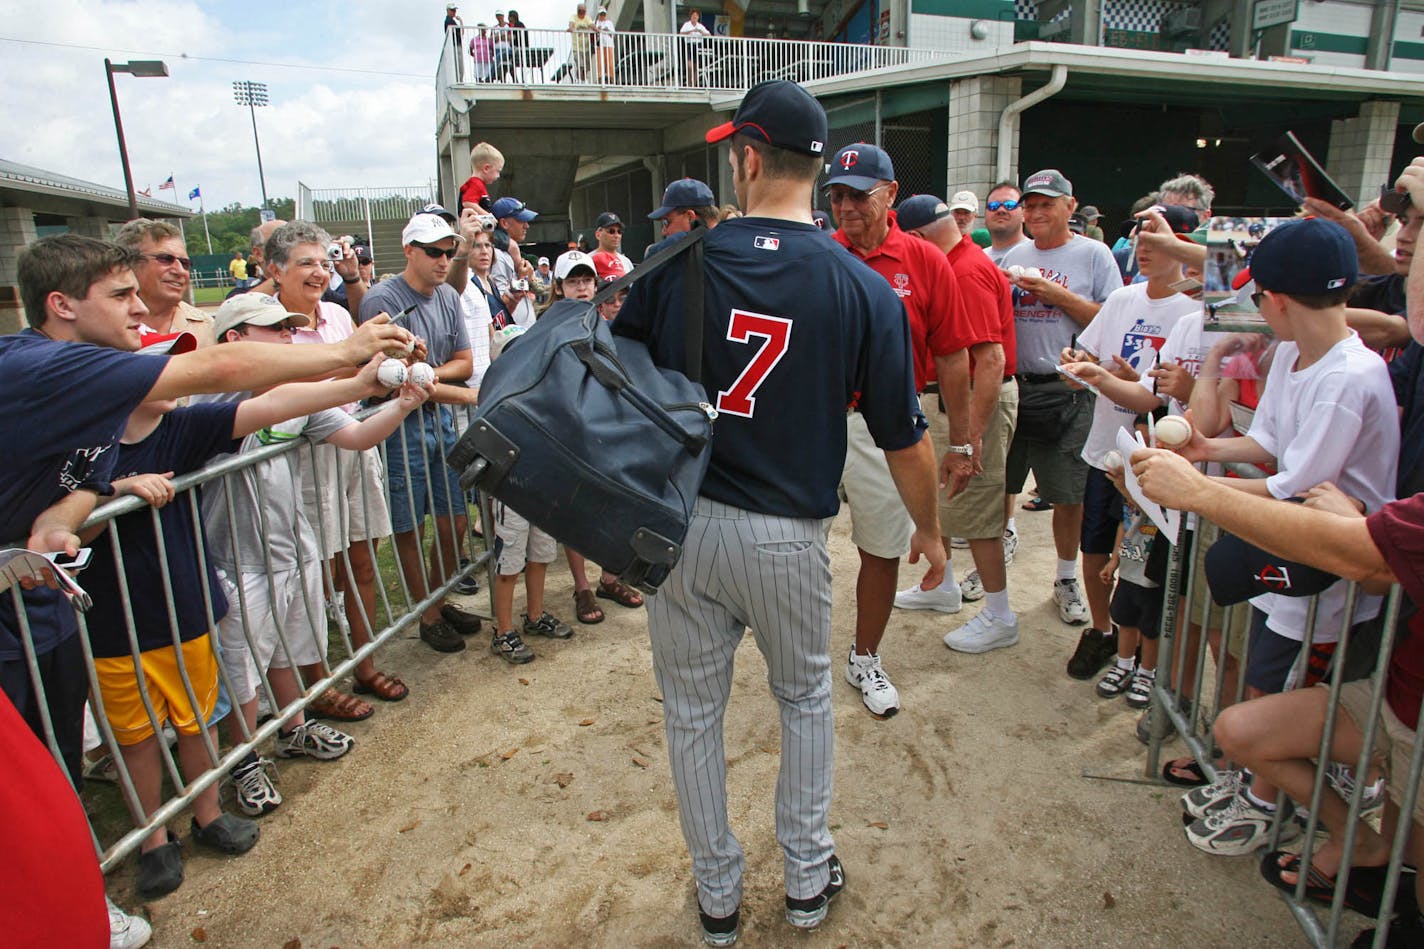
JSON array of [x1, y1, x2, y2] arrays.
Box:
[[1146, 478, 1422, 947], [6, 401, 494, 874]]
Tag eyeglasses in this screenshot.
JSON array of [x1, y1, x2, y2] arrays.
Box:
[[985, 199, 1020, 212], [601, 225, 623, 234], [415, 244, 459, 259], [1251, 291, 1265, 309], [294, 257, 336, 272], [824, 184, 888, 205], [145, 252, 192, 271]]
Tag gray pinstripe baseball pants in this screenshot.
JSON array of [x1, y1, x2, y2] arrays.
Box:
[[647, 496, 836, 918]]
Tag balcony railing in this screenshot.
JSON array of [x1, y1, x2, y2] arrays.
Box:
[[437, 26, 954, 100], [295, 182, 437, 225]]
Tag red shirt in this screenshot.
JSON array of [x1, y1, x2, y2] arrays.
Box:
[[1367, 494, 1424, 728], [947, 232, 1016, 377], [458, 175, 490, 212], [833, 212, 963, 391]]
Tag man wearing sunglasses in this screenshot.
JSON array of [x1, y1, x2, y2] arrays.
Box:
[[114, 218, 216, 348], [983, 182, 1028, 265], [826, 142, 967, 719], [359, 212, 482, 656], [487, 196, 539, 327], [593, 210, 635, 275]]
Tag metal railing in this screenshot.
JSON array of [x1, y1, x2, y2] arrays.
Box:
[[437, 26, 956, 99], [295, 182, 437, 227], [7, 396, 493, 874]]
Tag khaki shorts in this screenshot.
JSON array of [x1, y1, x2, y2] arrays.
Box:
[[840, 412, 913, 559], [300, 443, 393, 560], [926, 379, 1019, 540], [1185, 520, 1252, 660], [1004, 379, 1091, 505], [93, 636, 219, 746], [492, 500, 558, 575], [1335, 677, 1424, 825]]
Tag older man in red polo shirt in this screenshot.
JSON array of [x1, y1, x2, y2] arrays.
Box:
[[827, 143, 968, 718]]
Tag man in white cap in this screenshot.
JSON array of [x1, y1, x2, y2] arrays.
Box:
[[948, 190, 978, 238], [359, 212, 485, 657]]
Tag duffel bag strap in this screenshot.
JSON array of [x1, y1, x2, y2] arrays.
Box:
[[592, 228, 708, 384]]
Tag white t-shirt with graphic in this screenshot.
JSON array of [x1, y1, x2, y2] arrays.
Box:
[[1001, 234, 1121, 374]]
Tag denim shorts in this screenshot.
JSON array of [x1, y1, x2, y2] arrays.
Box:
[[385, 407, 466, 534]]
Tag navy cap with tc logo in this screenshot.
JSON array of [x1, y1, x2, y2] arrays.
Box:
[[706, 80, 827, 157], [826, 144, 895, 193]]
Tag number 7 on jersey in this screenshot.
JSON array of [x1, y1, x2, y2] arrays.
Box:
[[715, 309, 792, 419]]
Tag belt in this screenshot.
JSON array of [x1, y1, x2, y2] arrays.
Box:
[[1015, 372, 1060, 385]]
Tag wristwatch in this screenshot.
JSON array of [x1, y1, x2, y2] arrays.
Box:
[[946, 444, 974, 457]]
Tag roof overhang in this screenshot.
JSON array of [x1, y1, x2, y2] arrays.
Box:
[[0, 160, 193, 221]]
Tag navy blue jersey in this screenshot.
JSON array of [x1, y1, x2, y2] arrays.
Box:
[[613, 216, 925, 519], [84, 404, 241, 659]]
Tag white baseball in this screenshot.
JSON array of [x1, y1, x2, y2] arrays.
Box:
[[377, 359, 408, 388], [1021, 266, 1041, 280], [1102, 449, 1123, 472], [1155, 414, 1193, 449], [1007, 265, 1024, 279], [409, 362, 436, 388]]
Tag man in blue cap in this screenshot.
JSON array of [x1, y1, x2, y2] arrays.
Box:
[[488, 196, 539, 325], [642, 178, 718, 260]]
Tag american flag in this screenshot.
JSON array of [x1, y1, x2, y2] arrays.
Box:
[[158, 175, 175, 191]]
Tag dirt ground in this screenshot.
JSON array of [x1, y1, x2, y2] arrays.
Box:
[[102, 506, 1355, 947]]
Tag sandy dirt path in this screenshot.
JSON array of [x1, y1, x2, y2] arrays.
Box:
[[111, 507, 1345, 946]]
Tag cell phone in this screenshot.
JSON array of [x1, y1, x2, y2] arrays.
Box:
[[46, 548, 93, 572]]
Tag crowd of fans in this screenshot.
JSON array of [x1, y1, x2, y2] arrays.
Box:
[[10, 86, 1424, 945]]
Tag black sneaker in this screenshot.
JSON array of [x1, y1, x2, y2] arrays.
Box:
[[420, 618, 466, 653], [190, 814, 260, 855], [440, 604, 483, 636], [137, 832, 184, 898], [698, 904, 740, 946], [1066, 627, 1117, 680], [491, 630, 535, 664], [453, 558, 480, 595], [786, 855, 844, 929]]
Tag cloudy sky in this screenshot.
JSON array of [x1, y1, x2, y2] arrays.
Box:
[[1, 0, 576, 210]]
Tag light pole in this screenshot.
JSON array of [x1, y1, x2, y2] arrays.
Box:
[[105, 59, 168, 221], [232, 80, 271, 211]]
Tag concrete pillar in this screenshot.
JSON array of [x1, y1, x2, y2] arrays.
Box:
[[68, 216, 110, 239], [1327, 100, 1401, 207], [946, 75, 1021, 202], [0, 206, 38, 286], [644, 0, 674, 36], [1067, 0, 1103, 47]]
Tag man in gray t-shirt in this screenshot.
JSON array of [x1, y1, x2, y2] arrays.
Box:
[[999, 169, 1120, 638], [359, 212, 485, 656]]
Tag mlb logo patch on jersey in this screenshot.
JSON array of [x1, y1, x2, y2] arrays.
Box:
[[754, 235, 780, 251]]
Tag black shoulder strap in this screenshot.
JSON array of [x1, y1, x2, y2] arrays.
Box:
[[594, 227, 707, 384]]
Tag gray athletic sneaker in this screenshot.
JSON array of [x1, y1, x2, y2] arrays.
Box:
[[492, 630, 535, 664], [523, 611, 573, 639]]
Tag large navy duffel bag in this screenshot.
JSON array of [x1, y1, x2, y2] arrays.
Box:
[[447, 233, 712, 593]]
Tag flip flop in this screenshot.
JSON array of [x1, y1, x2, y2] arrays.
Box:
[[1260, 850, 1401, 917], [1162, 757, 1210, 787], [1021, 496, 1052, 512]]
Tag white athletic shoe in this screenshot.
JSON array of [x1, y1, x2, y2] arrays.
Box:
[[107, 895, 152, 948], [959, 570, 985, 602], [950, 536, 970, 549], [893, 581, 962, 613], [943, 611, 1020, 653], [1003, 529, 1018, 565], [1053, 578, 1089, 625], [844, 649, 900, 718]]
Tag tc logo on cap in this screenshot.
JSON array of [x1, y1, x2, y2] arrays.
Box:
[[1255, 564, 1293, 590], [839, 150, 859, 170]]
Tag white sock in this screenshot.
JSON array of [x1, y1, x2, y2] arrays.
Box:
[[1005, 517, 1017, 535], [936, 561, 958, 592], [1056, 559, 1077, 581], [1245, 788, 1276, 811], [1115, 656, 1134, 671], [984, 589, 1012, 618], [1138, 666, 1156, 678]]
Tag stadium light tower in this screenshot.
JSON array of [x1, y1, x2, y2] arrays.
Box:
[[232, 80, 271, 210], [105, 59, 169, 220]]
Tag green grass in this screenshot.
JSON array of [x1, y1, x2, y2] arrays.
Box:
[[192, 286, 230, 305]]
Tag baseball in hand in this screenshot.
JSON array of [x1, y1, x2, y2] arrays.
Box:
[[1102, 449, 1123, 473], [377, 358, 408, 388], [409, 362, 437, 388], [1155, 414, 1193, 449]]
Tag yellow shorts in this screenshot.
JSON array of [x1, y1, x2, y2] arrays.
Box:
[[92, 635, 219, 746]]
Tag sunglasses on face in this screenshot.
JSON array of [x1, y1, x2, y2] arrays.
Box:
[[824, 184, 888, 205], [415, 244, 458, 259], [985, 199, 1020, 212], [146, 252, 192, 270], [601, 226, 623, 234], [1251, 291, 1265, 309]]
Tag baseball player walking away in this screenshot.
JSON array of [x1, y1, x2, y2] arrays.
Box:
[[612, 80, 946, 946]]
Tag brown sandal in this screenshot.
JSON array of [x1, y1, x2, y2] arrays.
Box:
[[575, 588, 605, 624], [352, 672, 409, 702], [307, 687, 375, 721], [596, 579, 644, 608]]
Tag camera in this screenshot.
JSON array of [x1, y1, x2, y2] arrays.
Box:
[[478, 214, 497, 232], [326, 242, 344, 261], [512, 279, 530, 293]]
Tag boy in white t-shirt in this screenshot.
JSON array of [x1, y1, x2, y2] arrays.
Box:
[[1058, 211, 1200, 682], [1164, 219, 1399, 856]]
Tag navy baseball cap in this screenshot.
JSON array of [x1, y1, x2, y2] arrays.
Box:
[[706, 80, 827, 157], [1152, 203, 1200, 235], [1021, 169, 1073, 198], [1204, 520, 1339, 606], [595, 211, 623, 229], [811, 209, 831, 229], [826, 143, 894, 192], [491, 197, 537, 223], [420, 202, 458, 223], [649, 179, 715, 219], [896, 195, 951, 232], [1250, 218, 1357, 296]]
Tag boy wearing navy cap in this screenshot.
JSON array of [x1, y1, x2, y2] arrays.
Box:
[[1164, 217, 1399, 856]]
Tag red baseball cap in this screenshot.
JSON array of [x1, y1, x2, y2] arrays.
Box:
[[139, 331, 199, 355]]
